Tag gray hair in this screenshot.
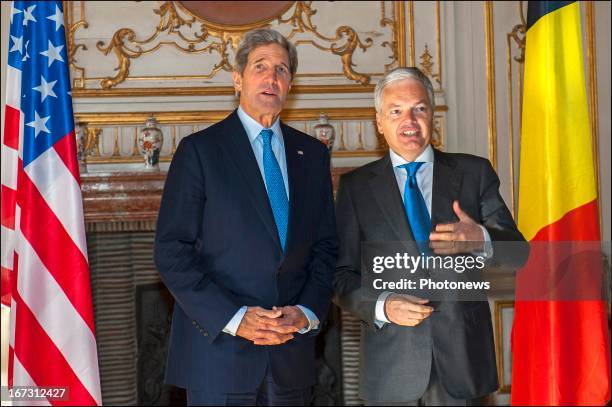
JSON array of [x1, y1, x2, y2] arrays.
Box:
[[374, 67, 435, 113], [234, 28, 298, 77]]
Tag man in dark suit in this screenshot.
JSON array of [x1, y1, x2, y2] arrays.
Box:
[[334, 67, 526, 405], [154, 28, 338, 405]]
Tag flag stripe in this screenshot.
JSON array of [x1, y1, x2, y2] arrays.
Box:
[[1, 266, 12, 306], [1, 226, 16, 269], [1, 143, 19, 190], [526, 0, 575, 29], [17, 167, 94, 332], [8, 296, 17, 387], [5, 65, 21, 110], [1, 207, 20, 307], [17, 236, 101, 404], [12, 291, 98, 406], [3, 105, 21, 150], [11, 354, 51, 406], [24, 141, 87, 258], [531, 199, 599, 241], [512, 300, 610, 405], [1, 186, 17, 230], [53, 131, 81, 186]]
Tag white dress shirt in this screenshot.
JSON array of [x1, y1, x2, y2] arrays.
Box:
[[222, 107, 319, 336]]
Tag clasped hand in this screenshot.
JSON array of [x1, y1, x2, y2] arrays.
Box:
[[236, 305, 309, 345]]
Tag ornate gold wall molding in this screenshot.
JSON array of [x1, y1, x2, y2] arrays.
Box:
[[282, 2, 374, 85], [69, 84, 379, 97], [74, 106, 447, 164], [380, 1, 407, 71], [64, 0, 88, 89], [484, 1, 497, 171], [66, 1, 405, 96], [419, 45, 438, 83], [413, 1, 442, 89], [505, 2, 526, 218], [75, 107, 380, 125], [75, 106, 448, 125], [494, 300, 514, 394], [434, 0, 442, 88], [433, 115, 445, 150], [408, 1, 415, 66], [95, 1, 235, 89], [83, 127, 102, 157]]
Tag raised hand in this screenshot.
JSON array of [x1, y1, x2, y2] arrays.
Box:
[[429, 200, 485, 254]]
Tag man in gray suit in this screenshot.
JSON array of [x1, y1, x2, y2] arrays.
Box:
[[333, 67, 525, 405]]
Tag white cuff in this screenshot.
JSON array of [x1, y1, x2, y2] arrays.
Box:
[[222, 306, 247, 336], [374, 291, 393, 328], [477, 225, 494, 259], [296, 305, 319, 333]]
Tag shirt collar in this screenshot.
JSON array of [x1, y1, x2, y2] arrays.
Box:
[[237, 106, 284, 146], [390, 144, 434, 168]]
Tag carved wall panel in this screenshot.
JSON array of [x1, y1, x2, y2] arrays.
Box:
[[66, 1, 406, 96], [64, 1, 449, 164]]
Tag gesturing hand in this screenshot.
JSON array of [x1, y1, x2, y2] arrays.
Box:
[[236, 306, 295, 346], [384, 294, 433, 326], [429, 201, 485, 254]]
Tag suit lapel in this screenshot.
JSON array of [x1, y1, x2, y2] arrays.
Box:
[[431, 149, 462, 226], [282, 123, 306, 252], [219, 110, 282, 249], [368, 153, 414, 241]]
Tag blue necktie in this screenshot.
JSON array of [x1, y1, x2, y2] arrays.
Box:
[[399, 162, 432, 248], [260, 129, 289, 250]]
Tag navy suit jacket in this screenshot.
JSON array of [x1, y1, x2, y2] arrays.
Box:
[[154, 110, 338, 392]]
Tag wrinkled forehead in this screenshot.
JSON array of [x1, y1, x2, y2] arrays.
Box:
[[381, 79, 431, 105], [247, 43, 290, 65]]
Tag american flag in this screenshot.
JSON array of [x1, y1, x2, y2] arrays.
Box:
[[1, 2, 101, 405]]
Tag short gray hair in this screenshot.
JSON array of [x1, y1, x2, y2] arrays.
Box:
[[374, 67, 435, 113], [234, 28, 298, 77]]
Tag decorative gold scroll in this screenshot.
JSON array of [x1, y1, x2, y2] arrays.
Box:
[[95, 2, 233, 89], [505, 1, 526, 218], [73, 1, 389, 90]]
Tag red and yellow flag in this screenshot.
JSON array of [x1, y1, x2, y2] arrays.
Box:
[[512, 1, 610, 405]]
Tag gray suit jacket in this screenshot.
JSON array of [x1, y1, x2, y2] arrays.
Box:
[[333, 148, 526, 402]]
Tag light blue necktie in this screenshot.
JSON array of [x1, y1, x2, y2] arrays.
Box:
[[399, 162, 431, 249], [260, 129, 289, 250]]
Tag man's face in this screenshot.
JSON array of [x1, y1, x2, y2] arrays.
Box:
[[376, 79, 433, 161], [232, 43, 292, 123]]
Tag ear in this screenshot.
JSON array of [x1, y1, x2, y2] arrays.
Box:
[[375, 113, 384, 135], [232, 71, 242, 94]]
